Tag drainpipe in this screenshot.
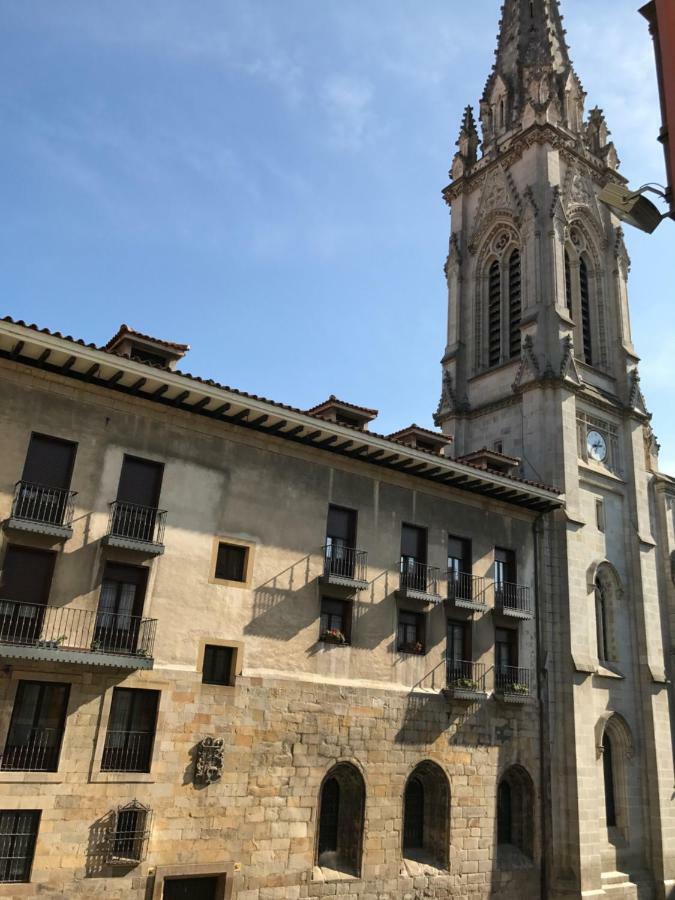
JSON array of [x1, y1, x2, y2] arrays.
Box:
[[533, 512, 549, 900]]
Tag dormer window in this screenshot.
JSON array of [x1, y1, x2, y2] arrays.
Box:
[[104, 324, 189, 371], [387, 425, 451, 456], [307, 396, 378, 431]]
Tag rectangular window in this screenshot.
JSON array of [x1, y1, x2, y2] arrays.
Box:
[[447, 536, 472, 600], [319, 597, 351, 644], [495, 627, 518, 671], [495, 548, 516, 588], [108, 803, 151, 865], [596, 499, 606, 532], [401, 524, 427, 565], [2, 681, 70, 773], [397, 610, 425, 654], [214, 543, 248, 583], [21, 434, 76, 491], [101, 688, 159, 773], [325, 506, 358, 579], [113, 456, 164, 542], [0, 547, 56, 645], [0, 810, 40, 884], [94, 564, 148, 654], [202, 645, 235, 686], [447, 620, 470, 667]]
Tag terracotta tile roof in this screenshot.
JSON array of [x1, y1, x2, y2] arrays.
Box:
[[306, 395, 379, 417], [104, 323, 189, 353], [0, 315, 562, 499], [388, 424, 452, 443]]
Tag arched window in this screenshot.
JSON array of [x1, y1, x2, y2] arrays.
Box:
[[602, 732, 617, 828], [488, 261, 501, 367], [316, 763, 365, 877], [579, 257, 593, 364], [508, 250, 522, 358], [499, 98, 505, 129], [564, 250, 573, 316], [497, 766, 535, 864], [595, 577, 609, 662], [402, 761, 450, 869]]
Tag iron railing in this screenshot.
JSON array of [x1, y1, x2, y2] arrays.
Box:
[[447, 572, 488, 605], [400, 558, 440, 596], [323, 545, 367, 582], [0, 811, 40, 884], [107, 501, 166, 545], [10, 481, 76, 529], [495, 582, 532, 616], [101, 731, 154, 773], [0, 599, 157, 659], [1, 728, 63, 772], [107, 802, 152, 864], [495, 665, 533, 697], [446, 659, 486, 693]]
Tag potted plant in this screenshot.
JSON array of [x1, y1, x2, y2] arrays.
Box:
[[37, 635, 67, 650], [511, 682, 529, 695], [455, 677, 479, 691], [320, 628, 346, 645], [401, 641, 425, 655]]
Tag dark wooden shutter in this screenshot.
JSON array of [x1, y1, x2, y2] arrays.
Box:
[[22, 435, 76, 490], [488, 261, 501, 366], [117, 457, 163, 508]]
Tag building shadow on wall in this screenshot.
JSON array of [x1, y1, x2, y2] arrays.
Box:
[[245, 555, 316, 640], [85, 810, 127, 880]]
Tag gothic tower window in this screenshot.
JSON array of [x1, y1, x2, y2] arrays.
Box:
[[402, 761, 450, 869], [509, 250, 522, 358], [579, 256, 593, 364], [564, 250, 573, 316], [595, 577, 609, 662], [593, 563, 622, 663], [316, 763, 365, 877], [596, 713, 634, 842], [602, 732, 617, 828], [488, 260, 501, 367]]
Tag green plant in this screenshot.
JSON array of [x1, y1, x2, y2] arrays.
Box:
[[455, 678, 479, 691], [320, 628, 346, 644], [511, 682, 529, 695]]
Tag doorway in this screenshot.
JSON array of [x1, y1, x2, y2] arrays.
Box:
[[163, 875, 220, 900]]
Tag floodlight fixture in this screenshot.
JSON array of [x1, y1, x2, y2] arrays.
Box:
[[598, 182, 670, 234]]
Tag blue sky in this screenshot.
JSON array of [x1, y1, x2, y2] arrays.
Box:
[[2, 0, 673, 471]]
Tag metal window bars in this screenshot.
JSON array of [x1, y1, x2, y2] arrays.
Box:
[[106, 801, 152, 865], [446, 659, 487, 693], [447, 572, 488, 605], [107, 501, 166, 545], [323, 545, 367, 583], [0, 811, 40, 884], [101, 730, 154, 773], [11, 481, 76, 528], [494, 582, 532, 616], [1, 728, 61, 773], [495, 665, 533, 698], [399, 558, 440, 596], [0, 599, 157, 659]]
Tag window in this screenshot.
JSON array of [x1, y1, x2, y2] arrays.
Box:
[[95, 564, 148, 654], [130, 348, 168, 367], [325, 505, 358, 578], [400, 524, 428, 590], [596, 499, 606, 532], [579, 257, 593, 365], [398, 611, 425, 654], [495, 627, 518, 673], [447, 536, 472, 599], [108, 801, 151, 865], [101, 688, 159, 773], [495, 548, 516, 590], [595, 577, 609, 662], [15, 434, 77, 526], [564, 250, 573, 316], [2, 681, 70, 772], [214, 542, 248, 583], [316, 763, 365, 876], [508, 250, 522, 358], [488, 261, 501, 367], [112, 455, 164, 543], [402, 761, 450, 868], [163, 876, 221, 900], [319, 597, 351, 645], [497, 766, 535, 862], [602, 732, 617, 828], [0, 811, 40, 883], [0, 546, 56, 644], [447, 620, 470, 670], [202, 645, 234, 686]]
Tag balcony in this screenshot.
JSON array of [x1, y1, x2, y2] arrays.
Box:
[[101, 730, 154, 773], [447, 573, 489, 612], [495, 666, 534, 703], [445, 659, 487, 701], [319, 545, 368, 591], [5, 481, 77, 540], [494, 582, 533, 619], [0, 728, 62, 773], [101, 501, 166, 556], [0, 599, 156, 669], [398, 559, 442, 604]]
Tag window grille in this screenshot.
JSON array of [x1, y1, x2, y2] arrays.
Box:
[[488, 261, 501, 367], [0, 810, 40, 883], [579, 258, 593, 364], [508, 250, 522, 358], [106, 801, 151, 866]]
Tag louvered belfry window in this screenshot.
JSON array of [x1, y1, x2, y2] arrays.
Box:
[[564, 250, 573, 316], [508, 250, 522, 358], [488, 261, 501, 367], [579, 257, 593, 364]]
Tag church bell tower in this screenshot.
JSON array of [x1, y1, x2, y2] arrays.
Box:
[[436, 1, 675, 897]]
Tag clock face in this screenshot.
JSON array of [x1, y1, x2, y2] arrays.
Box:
[[587, 430, 608, 462]]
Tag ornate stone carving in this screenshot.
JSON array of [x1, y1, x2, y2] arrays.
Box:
[[434, 370, 468, 426], [194, 737, 224, 785]]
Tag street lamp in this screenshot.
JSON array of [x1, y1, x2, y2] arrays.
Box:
[[598, 182, 670, 234]]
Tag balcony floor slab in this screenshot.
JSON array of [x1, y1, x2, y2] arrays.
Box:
[[5, 517, 72, 541], [102, 534, 164, 556], [0, 643, 154, 669]]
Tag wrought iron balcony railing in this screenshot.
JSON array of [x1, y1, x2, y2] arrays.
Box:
[[447, 572, 489, 608], [105, 501, 166, 548], [0, 599, 156, 663], [495, 665, 534, 700], [399, 558, 441, 600], [322, 545, 368, 587], [8, 481, 76, 534], [446, 659, 487, 696], [1, 728, 63, 772], [101, 730, 155, 773], [495, 582, 533, 618]]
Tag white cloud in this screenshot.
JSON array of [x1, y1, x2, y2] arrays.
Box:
[[319, 75, 376, 151]]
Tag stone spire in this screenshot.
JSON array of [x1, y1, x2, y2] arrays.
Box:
[[479, 0, 586, 149], [451, 106, 480, 179]]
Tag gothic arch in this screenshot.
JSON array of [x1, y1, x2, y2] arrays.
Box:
[[590, 561, 624, 663], [473, 222, 522, 372], [315, 762, 366, 877], [595, 712, 635, 841], [401, 760, 450, 869], [564, 219, 608, 369], [497, 764, 535, 865]]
